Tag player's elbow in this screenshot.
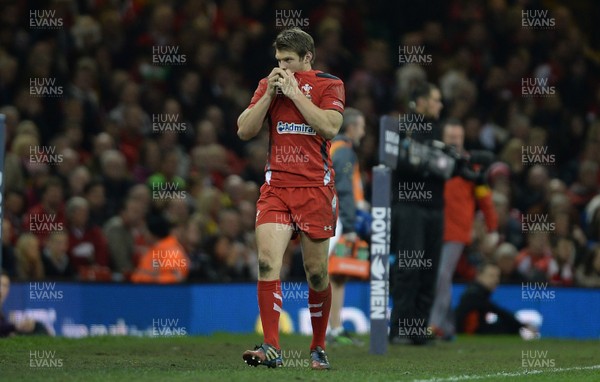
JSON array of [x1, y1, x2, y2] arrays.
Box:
[[323, 124, 341, 140], [323, 113, 343, 140], [236, 118, 251, 140], [323, 130, 337, 140], [237, 127, 250, 141], [237, 125, 256, 141]]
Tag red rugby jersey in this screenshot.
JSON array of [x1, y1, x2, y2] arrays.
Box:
[[248, 70, 345, 187]]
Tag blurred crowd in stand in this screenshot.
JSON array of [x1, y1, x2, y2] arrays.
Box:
[[0, 0, 599, 287]]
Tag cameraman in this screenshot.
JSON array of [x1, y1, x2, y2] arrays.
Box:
[[429, 120, 498, 341], [389, 82, 444, 345]]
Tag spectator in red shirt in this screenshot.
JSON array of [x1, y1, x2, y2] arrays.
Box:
[[567, 160, 599, 213], [65, 196, 109, 274], [548, 237, 575, 286], [516, 232, 552, 282], [22, 177, 67, 247]]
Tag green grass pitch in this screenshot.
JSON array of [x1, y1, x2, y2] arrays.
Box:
[[1, 334, 598, 381]]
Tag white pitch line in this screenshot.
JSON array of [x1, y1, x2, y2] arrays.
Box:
[[412, 365, 600, 382]]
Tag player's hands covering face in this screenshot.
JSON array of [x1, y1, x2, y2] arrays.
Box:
[[268, 68, 300, 99]]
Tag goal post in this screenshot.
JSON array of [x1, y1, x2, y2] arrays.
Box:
[[369, 115, 399, 355]]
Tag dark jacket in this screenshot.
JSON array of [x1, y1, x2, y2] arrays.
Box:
[[41, 249, 76, 279], [393, 113, 445, 209], [455, 281, 523, 334], [0, 312, 16, 337]]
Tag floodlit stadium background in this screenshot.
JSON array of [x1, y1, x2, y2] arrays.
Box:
[[1, 0, 600, 341]]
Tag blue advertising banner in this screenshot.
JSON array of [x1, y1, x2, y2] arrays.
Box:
[[3, 282, 600, 339]]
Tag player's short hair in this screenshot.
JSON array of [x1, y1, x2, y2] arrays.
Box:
[[340, 107, 363, 134], [273, 28, 315, 64]]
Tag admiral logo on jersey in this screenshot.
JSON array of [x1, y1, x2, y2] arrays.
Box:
[[276, 121, 316, 135]]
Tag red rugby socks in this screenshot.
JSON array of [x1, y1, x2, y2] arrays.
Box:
[[308, 283, 332, 350], [257, 279, 282, 350]]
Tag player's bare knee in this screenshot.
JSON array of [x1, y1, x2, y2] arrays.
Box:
[[309, 272, 328, 290], [309, 273, 322, 289], [306, 267, 328, 290], [258, 260, 273, 278]]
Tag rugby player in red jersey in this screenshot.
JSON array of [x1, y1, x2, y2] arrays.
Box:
[[238, 27, 345, 370]]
